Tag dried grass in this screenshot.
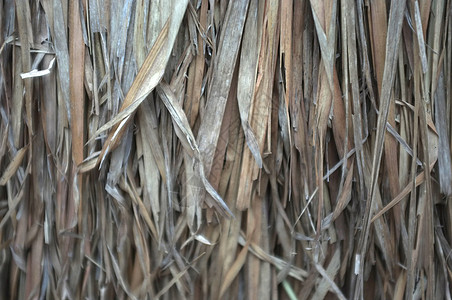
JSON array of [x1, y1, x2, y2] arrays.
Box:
[[1, 0, 452, 299]]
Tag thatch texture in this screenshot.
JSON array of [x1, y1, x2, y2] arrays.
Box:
[[1, 0, 452, 299]]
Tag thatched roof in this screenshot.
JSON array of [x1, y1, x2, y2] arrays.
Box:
[[0, 0, 451, 299]]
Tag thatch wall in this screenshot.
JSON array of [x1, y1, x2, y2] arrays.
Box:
[[0, 0, 451, 299]]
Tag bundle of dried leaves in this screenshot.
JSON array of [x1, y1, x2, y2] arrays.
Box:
[[1, 0, 451, 299]]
